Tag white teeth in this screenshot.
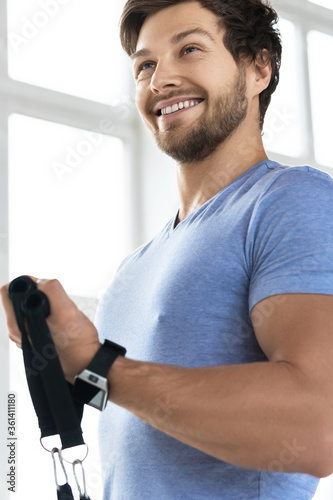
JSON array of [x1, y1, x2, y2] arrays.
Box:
[[160, 99, 200, 115]]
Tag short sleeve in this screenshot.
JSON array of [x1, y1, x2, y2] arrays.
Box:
[[248, 167, 333, 312]]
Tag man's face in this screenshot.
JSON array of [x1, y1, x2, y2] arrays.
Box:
[[132, 1, 249, 163]]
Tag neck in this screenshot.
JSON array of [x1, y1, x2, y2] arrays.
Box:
[[175, 126, 268, 224]]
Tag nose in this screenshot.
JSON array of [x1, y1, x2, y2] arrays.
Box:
[[150, 60, 183, 95]]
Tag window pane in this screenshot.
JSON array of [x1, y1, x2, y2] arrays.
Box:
[[308, 31, 333, 169], [7, 0, 126, 104], [309, 0, 333, 10], [8, 114, 127, 297], [313, 475, 333, 499], [263, 19, 302, 157]]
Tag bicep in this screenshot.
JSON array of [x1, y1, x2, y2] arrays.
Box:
[[251, 293, 333, 377]]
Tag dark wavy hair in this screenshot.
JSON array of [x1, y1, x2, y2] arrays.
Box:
[[120, 0, 282, 129]]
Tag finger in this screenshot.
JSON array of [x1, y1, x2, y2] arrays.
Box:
[[36, 278, 77, 315], [1, 276, 39, 344], [0, 283, 22, 343]]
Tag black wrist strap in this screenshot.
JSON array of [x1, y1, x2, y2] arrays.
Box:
[[87, 340, 126, 376], [73, 340, 126, 408]]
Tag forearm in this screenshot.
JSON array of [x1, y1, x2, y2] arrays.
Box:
[[107, 356, 329, 476]]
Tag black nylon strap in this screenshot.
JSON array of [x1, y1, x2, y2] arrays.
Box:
[[8, 277, 58, 439], [8, 276, 95, 500], [57, 483, 75, 500], [8, 276, 84, 449], [23, 290, 84, 449]]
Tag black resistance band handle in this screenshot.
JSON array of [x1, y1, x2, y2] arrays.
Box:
[[8, 275, 36, 332], [8, 276, 84, 450], [22, 289, 84, 449], [8, 276, 58, 439]]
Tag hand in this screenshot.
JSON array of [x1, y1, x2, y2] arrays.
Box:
[[1, 278, 101, 382]]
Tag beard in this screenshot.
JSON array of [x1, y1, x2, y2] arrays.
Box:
[[151, 68, 248, 164]]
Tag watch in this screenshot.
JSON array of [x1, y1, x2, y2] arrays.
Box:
[[73, 340, 126, 411]]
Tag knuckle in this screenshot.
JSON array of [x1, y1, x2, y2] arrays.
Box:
[[40, 278, 61, 293]]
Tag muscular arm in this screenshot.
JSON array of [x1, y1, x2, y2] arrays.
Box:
[[2, 280, 333, 477], [107, 293, 333, 477]]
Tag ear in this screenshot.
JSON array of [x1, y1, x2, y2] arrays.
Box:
[[253, 49, 272, 95]]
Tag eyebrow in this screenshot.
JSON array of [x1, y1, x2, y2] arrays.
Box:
[[131, 27, 215, 60]]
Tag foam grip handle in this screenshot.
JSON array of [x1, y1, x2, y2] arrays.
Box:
[[22, 289, 50, 318]]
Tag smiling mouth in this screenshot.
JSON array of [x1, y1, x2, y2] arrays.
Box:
[[157, 99, 204, 116]]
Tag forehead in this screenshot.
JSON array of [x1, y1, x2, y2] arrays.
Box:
[[136, 1, 222, 51]]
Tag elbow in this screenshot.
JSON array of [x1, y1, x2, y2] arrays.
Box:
[[304, 429, 333, 478], [311, 453, 333, 479], [309, 462, 333, 480], [295, 382, 333, 478]]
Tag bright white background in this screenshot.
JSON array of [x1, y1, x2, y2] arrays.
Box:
[[1, 0, 333, 499]]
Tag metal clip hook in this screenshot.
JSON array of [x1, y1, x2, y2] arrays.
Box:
[[73, 459, 89, 499], [51, 447, 69, 489]]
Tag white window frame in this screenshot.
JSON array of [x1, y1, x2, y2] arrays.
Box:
[[268, 0, 333, 178]]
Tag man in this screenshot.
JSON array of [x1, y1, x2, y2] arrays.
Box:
[[2, 0, 333, 499]]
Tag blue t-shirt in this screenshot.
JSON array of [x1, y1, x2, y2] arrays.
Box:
[[95, 160, 333, 499]]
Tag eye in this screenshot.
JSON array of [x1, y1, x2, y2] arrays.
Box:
[[184, 46, 199, 55], [142, 61, 155, 70], [136, 61, 155, 77]]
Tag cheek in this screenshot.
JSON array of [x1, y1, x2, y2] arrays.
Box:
[[135, 85, 149, 117]]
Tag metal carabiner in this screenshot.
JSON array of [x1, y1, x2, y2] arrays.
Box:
[[51, 447, 69, 489], [73, 459, 91, 500], [51, 448, 75, 500]]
